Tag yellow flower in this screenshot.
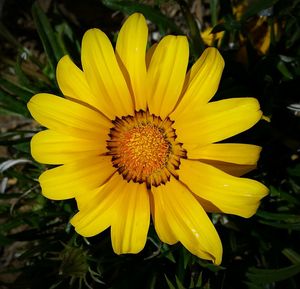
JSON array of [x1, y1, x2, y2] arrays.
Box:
[[201, 26, 224, 47], [247, 17, 280, 55], [27, 13, 268, 265]]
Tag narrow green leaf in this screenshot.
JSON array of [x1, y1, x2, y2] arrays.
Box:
[[0, 90, 29, 116], [244, 281, 265, 289], [55, 22, 81, 61], [15, 54, 33, 88], [0, 217, 25, 233], [246, 263, 300, 283], [189, 271, 203, 288], [282, 249, 300, 264], [241, 0, 279, 20], [0, 234, 12, 246], [259, 220, 300, 230], [101, 0, 182, 34], [269, 186, 300, 205], [175, 276, 186, 289], [0, 131, 32, 146], [257, 210, 300, 222], [0, 22, 22, 49], [179, 1, 205, 58], [196, 259, 225, 272], [211, 23, 226, 34], [0, 77, 34, 101], [161, 243, 176, 263], [288, 164, 300, 177], [210, 0, 219, 26], [194, 272, 203, 288], [165, 275, 177, 289], [31, 2, 64, 73], [277, 60, 294, 80]]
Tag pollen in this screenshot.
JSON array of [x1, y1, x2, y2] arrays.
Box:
[[107, 110, 186, 186]]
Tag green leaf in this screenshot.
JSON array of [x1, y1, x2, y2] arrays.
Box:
[[257, 210, 300, 222], [259, 220, 300, 230], [241, 0, 279, 20], [210, 23, 226, 34], [101, 0, 182, 34], [288, 164, 300, 177], [0, 90, 29, 116], [15, 55, 30, 87], [31, 2, 64, 73], [177, 247, 191, 280], [0, 22, 22, 49], [0, 131, 32, 146], [55, 22, 81, 61], [277, 60, 294, 80], [269, 186, 300, 205], [0, 234, 12, 246], [282, 248, 300, 264], [244, 281, 265, 289], [246, 263, 300, 284], [196, 259, 225, 272], [189, 272, 203, 288], [165, 275, 177, 289], [0, 77, 34, 102], [209, 0, 219, 26], [179, 1, 205, 58], [175, 276, 186, 289]]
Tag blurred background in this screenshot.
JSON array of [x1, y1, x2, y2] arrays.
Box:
[[0, 0, 300, 288]]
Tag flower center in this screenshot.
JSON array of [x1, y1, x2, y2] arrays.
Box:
[[117, 125, 170, 177], [107, 110, 186, 186]]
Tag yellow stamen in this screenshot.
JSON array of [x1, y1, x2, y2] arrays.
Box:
[[107, 110, 186, 186]]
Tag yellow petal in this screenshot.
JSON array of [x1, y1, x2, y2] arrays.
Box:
[[56, 55, 103, 112], [81, 29, 134, 118], [39, 156, 116, 200], [147, 35, 189, 119], [201, 160, 257, 177], [27, 93, 111, 139], [146, 43, 157, 69], [116, 13, 148, 111], [171, 47, 224, 119], [188, 143, 262, 165], [71, 174, 124, 237], [111, 181, 150, 254], [173, 97, 262, 146], [31, 130, 106, 165], [194, 195, 222, 213], [150, 191, 177, 245], [179, 159, 269, 218], [151, 178, 223, 265]]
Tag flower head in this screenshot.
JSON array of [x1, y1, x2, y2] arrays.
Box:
[[27, 13, 268, 265], [201, 26, 224, 47]]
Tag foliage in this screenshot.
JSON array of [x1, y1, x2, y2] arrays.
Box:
[[0, 0, 299, 288]]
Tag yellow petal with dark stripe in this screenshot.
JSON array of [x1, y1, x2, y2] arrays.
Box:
[[171, 47, 224, 119], [179, 159, 269, 218], [31, 130, 106, 165], [81, 29, 134, 118], [116, 13, 148, 111], [151, 178, 223, 265], [71, 174, 124, 237], [39, 156, 115, 200], [147, 35, 189, 119], [150, 190, 177, 245], [201, 160, 257, 177], [56, 55, 102, 111], [111, 181, 150, 254], [173, 97, 262, 146], [27, 93, 111, 139], [188, 143, 261, 165]]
